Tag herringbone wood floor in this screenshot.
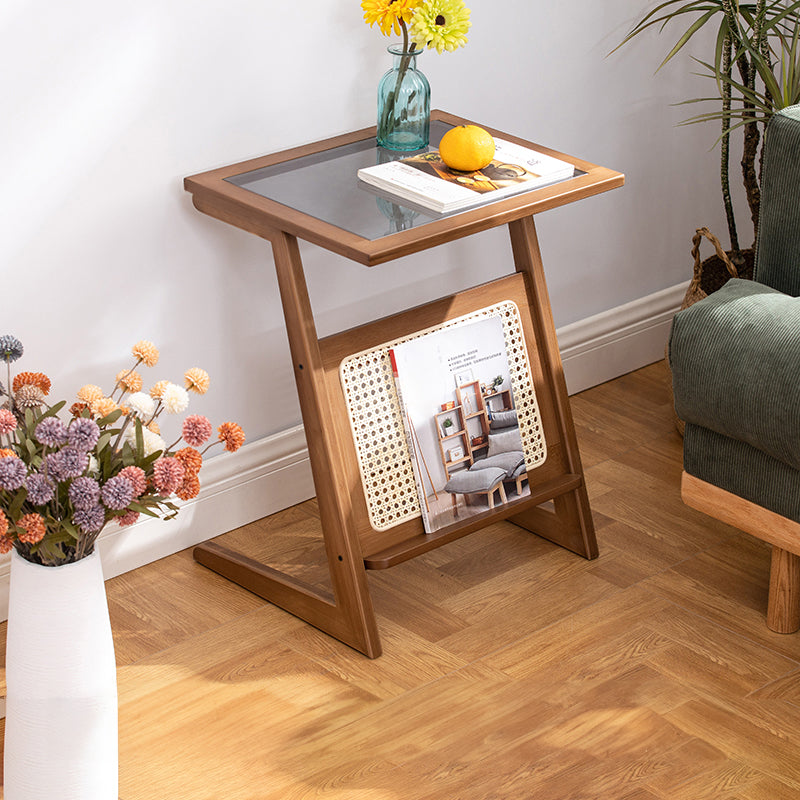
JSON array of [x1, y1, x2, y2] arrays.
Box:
[[5, 361, 800, 798]]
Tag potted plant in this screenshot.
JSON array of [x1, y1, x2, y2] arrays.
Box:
[[614, 0, 800, 294]]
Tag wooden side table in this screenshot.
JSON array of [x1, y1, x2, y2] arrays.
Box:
[[184, 110, 624, 658]]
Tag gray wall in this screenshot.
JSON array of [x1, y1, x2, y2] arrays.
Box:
[[2, 0, 733, 447]]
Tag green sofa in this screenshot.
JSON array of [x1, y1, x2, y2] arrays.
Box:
[[669, 104, 800, 633]]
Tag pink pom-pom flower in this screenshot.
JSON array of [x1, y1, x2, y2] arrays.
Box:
[[151, 457, 185, 495], [182, 414, 213, 447]]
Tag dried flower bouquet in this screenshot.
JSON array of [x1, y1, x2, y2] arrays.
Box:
[[0, 335, 244, 566]]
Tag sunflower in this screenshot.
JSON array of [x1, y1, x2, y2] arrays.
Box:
[[362, 0, 419, 37], [410, 0, 471, 53]]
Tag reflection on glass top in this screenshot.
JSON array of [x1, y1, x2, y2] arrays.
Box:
[[225, 120, 578, 241], [225, 122, 457, 241]]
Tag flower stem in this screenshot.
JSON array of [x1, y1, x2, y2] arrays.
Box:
[[112, 357, 142, 401], [112, 415, 133, 454], [379, 21, 419, 141]]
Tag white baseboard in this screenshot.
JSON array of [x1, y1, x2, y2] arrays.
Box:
[[0, 282, 685, 625], [0, 426, 314, 622], [559, 283, 685, 395]]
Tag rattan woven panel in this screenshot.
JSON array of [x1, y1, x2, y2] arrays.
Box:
[[339, 301, 546, 531]]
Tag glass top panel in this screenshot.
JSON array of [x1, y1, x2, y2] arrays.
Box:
[[226, 121, 458, 241]]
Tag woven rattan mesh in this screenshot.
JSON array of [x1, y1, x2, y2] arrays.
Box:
[[339, 301, 546, 531]]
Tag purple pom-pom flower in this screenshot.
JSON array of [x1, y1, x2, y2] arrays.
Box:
[[100, 475, 135, 510], [25, 473, 55, 505], [0, 335, 23, 364], [68, 417, 101, 452], [58, 446, 88, 479], [69, 476, 101, 510], [45, 451, 68, 482], [72, 504, 106, 534], [0, 456, 27, 490], [46, 446, 88, 482], [34, 417, 69, 447]]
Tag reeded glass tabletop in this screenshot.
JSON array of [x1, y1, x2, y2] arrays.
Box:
[[225, 121, 455, 241]]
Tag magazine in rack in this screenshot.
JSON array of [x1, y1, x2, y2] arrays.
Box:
[[358, 137, 575, 214], [390, 315, 531, 534]]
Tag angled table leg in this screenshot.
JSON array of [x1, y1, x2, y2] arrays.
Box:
[[195, 231, 382, 658], [507, 216, 598, 559]]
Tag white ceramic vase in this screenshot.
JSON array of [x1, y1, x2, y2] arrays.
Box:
[[4, 549, 118, 800]]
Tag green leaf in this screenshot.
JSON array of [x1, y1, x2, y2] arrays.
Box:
[[658, 8, 721, 70], [128, 501, 160, 518], [95, 430, 113, 454], [96, 408, 123, 427], [40, 400, 67, 420], [135, 420, 144, 458], [140, 449, 163, 469], [9, 488, 27, 518], [59, 520, 81, 542], [25, 438, 38, 459]]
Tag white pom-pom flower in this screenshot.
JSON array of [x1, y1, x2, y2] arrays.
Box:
[[128, 391, 156, 419], [142, 429, 166, 457], [161, 383, 189, 415], [123, 425, 166, 457]]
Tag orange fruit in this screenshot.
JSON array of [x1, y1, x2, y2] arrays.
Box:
[[438, 125, 496, 172]]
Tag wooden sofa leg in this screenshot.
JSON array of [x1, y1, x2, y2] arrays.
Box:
[[767, 546, 800, 634]]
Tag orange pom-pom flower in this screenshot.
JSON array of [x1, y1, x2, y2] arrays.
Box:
[[12, 372, 51, 395], [77, 384, 104, 404], [116, 370, 143, 394], [217, 422, 245, 453], [184, 368, 210, 395], [132, 340, 159, 368], [149, 380, 169, 399], [17, 513, 47, 544], [175, 447, 203, 477]]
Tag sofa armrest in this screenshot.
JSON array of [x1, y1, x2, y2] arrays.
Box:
[[670, 278, 800, 469]]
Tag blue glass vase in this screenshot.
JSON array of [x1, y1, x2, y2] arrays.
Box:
[[377, 44, 430, 151]]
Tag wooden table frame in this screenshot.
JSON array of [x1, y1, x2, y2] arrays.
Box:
[[184, 111, 624, 658]]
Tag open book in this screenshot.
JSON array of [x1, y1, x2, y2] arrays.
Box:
[[358, 137, 576, 214]]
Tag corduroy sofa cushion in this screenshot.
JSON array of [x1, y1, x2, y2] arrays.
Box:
[[683, 423, 800, 523], [670, 277, 800, 470], [754, 105, 800, 297]]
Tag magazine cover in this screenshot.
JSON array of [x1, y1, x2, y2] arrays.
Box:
[[402, 147, 555, 195], [390, 315, 531, 534], [358, 137, 575, 214]]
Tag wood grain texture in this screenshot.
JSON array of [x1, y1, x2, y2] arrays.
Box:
[[3, 361, 800, 799], [682, 472, 800, 633], [183, 110, 624, 266], [768, 547, 800, 633], [184, 119, 612, 656]]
